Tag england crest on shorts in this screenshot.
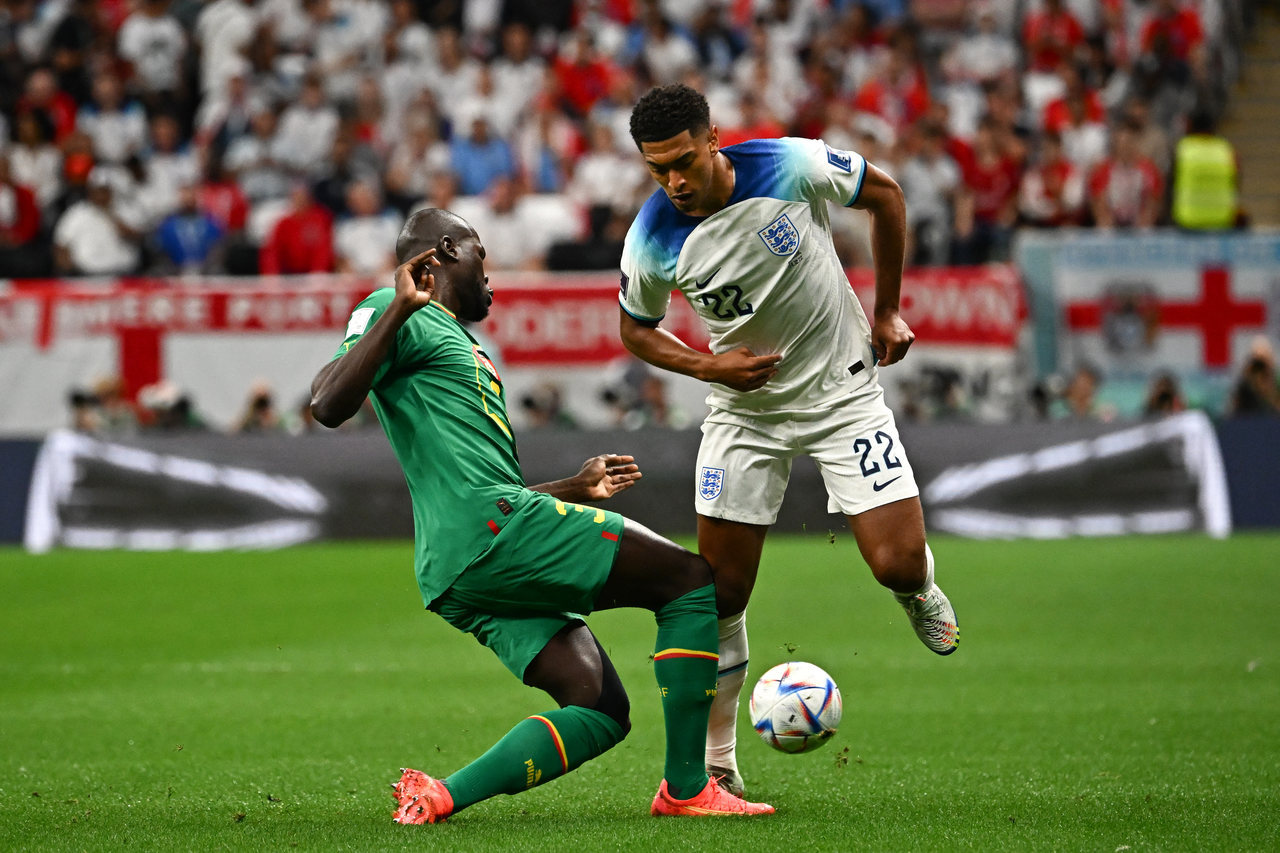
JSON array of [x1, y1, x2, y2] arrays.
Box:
[[758, 214, 799, 257], [698, 466, 725, 500]]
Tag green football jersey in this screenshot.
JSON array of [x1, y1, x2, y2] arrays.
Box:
[[333, 288, 523, 604]]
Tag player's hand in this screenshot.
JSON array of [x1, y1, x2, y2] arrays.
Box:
[[392, 249, 440, 312], [574, 454, 642, 501], [709, 347, 782, 392], [871, 311, 915, 366]]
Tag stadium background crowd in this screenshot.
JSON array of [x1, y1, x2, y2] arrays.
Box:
[[0, 0, 1272, 431]]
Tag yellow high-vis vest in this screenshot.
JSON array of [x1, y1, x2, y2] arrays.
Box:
[[1172, 134, 1238, 230]]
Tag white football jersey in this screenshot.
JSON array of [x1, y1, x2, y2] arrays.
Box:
[[620, 136, 879, 415]]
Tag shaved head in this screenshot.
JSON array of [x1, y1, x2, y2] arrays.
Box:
[[396, 208, 472, 263]]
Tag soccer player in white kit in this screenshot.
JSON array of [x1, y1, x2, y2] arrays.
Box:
[[618, 84, 960, 797]]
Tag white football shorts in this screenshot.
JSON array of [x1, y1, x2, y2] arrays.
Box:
[[694, 383, 919, 525]]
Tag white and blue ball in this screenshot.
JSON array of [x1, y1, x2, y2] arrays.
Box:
[[748, 661, 843, 754]]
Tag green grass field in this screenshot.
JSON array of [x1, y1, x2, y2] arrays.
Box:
[[3, 533, 1278, 851]]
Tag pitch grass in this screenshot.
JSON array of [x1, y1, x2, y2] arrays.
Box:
[[2, 534, 1278, 852]]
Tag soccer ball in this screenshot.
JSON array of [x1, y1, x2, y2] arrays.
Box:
[[748, 661, 842, 754]]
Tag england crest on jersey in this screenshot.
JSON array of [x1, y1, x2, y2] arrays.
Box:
[[698, 466, 725, 500], [758, 214, 799, 257]]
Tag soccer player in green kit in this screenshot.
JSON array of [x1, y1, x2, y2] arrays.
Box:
[[309, 208, 773, 823]]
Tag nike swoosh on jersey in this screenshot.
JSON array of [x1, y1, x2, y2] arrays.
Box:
[[693, 268, 722, 289], [872, 476, 902, 492]]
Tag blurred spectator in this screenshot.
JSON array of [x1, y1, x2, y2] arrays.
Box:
[[941, 3, 1018, 87], [198, 155, 249, 235], [76, 73, 148, 165], [385, 110, 451, 211], [1089, 120, 1164, 229], [1171, 108, 1240, 231], [451, 114, 517, 196], [313, 125, 382, 217], [515, 90, 584, 193], [567, 121, 644, 240], [1042, 64, 1104, 135], [554, 29, 617, 119], [1121, 97, 1172, 178], [0, 153, 47, 277], [224, 107, 291, 204], [852, 25, 930, 135], [952, 116, 1020, 264], [17, 67, 77, 143], [259, 183, 333, 274], [897, 120, 960, 266], [275, 74, 339, 177], [1139, 0, 1204, 82], [46, 0, 99, 105], [117, 0, 189, 114], [601, 357, 679, 429], [138, 379, 205, 430], [1018, 130, 1085, 228], [688, 2, 744, 83], [52, 166, 142, 275], [626, 2, 698, 86], [92, 375, 138, 433], [153, 180, 225, 273], [234, 381, 284, 433], [1022, 0, 1085, 114], [426, 27, 480, 129], [193, 60, 266, 152], [140, 113, 199, 225], [1053, 363, 1116, 421], [1229, 337, 1280, 416], [520, 382, 579, 429], [493, 22, 546, 119], [456, 176, 551, 271], [68, 388, 100, 432], [9, 109, 61, 212], [718, 91, 785, 148], [194, 0, 259, 98], [334, 180, 401, 275], [1143, 372, 1186, 417]]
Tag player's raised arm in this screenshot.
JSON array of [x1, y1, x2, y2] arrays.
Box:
[[619, 311, 781, 392], [310, 249, 438, 427], [850, 162, 914, 367]]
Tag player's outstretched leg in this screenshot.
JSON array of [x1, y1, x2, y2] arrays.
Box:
[[391, 625, 629, 824], [847, 500, 959, 656], [593, 518, 773, 816], [894, 543, 959, 655], [649, 584, 772, 817]]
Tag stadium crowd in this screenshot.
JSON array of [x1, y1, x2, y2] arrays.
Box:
[[0, 0, 1250, 280]]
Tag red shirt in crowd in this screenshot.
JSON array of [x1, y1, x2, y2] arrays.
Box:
[[17, 92, 79, 143], [1023, 7, 1085, 72], [199, 180, 249, 232], [260, 204, 334, 274], [0, 182, 40, 246], [1141, 6, 1203, 61], [964, 154, 1021, 224], [852, 70, 930, 133], [1020, 158, 1084, 226], [1088, 157, 1164, 227], [1043, 90, 1105, 134], [719, 118, 785, 148], [553, 56, 616, 117]]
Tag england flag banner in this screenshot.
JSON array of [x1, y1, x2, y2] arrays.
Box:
[[1051, 234, 1276, 376]]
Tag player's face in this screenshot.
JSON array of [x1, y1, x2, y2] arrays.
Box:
[[639, 128, 720, 215], [453, 230, 493, 323]]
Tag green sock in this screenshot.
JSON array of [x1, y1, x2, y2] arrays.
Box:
[[442, 705, 624, 812], [653, 583, 719, 799]]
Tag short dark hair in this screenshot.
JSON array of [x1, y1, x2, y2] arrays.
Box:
[[396, 207, 469, 263], [629, 84, 711, 148]]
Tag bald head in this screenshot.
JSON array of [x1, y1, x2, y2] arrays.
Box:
[[396, 208, 472, 263]]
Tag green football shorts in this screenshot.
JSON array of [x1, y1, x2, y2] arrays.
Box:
[[428, 490, 626, 679]]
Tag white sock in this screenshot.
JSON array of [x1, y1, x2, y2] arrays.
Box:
[[705, 611, 748, 773], [895, 543, 936, 599]]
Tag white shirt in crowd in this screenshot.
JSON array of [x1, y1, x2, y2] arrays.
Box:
[[335, 211, 403, 274], [275, 104, 339, 175], [117, 10, 188, 93], [54, 201, 140, 275], [195, 0, 260, 96], [77, 103, 149, 165]]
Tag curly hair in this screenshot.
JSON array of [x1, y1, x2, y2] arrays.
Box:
[[628, 84, 711, 148]]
